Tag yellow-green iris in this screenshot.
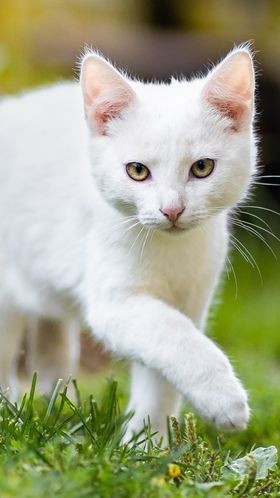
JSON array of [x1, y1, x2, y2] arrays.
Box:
[[191, 158, 215, 178], [126, 162, 150, 181]]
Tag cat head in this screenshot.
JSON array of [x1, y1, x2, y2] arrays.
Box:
[[80, 46, 256, 233]]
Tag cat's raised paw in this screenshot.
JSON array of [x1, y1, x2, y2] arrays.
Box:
[[189, 371, 250, 432], [211, 393, 250, 431]]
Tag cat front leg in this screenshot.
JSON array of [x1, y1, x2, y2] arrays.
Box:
[[88, 293, 249, 434], [124, 362, 182, 444]]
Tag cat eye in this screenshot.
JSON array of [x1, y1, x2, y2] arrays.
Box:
[[126, 162, 151, 181], [190, 158, 215, 179]]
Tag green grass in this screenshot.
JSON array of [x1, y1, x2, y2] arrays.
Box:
[[0, 374, 278, 498], [1, 11, 279, 493], [0, 223, 279, 497]]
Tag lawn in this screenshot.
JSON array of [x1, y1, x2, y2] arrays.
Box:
[[0, 216, 279, 497], [1, 3, 279, 494]]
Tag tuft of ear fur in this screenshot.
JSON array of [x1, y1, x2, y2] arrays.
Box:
[[80, 51, 135, 135], [203, 48, 255, 131]]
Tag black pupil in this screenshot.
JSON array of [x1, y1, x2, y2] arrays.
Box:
[[197, 160, 206, 170], [135, 163, 143, 174]]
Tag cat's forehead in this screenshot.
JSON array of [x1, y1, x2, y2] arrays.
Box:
[[131, 78, 204, 117], [114, 78, 226, 163]]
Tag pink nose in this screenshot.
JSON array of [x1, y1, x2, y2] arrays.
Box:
[[160, 206, 185, 223]]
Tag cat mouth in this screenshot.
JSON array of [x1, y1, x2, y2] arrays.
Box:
[[158, 223, 189, 235], [140, 219, 188, 233], [166, 225, 186, 233]]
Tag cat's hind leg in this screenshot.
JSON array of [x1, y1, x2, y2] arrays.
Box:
[[124, 362, 182, 445], [26, 318, 80, 395], [0, 310, 25, 401]]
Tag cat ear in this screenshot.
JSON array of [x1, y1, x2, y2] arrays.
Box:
[[203, 49, 255, 131], [80, 52, 136, 135]]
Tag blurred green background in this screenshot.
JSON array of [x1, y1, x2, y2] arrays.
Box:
[[0, 0, 279, 432]]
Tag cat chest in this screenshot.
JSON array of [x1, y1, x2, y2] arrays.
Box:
[[91, 220, 228, 322], [109, 231, 226, 325], [143, 247, 220, 313]]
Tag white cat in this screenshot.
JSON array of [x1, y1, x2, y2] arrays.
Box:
[[0, 46, 256, 440]]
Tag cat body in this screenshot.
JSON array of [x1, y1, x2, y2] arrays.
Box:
[[0, 48, 256, 438]]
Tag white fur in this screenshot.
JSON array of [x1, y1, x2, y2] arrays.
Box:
[[0, 48, 256, 440]]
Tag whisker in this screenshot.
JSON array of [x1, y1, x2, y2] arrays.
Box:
[[113, 215, 138, 228], [252, 182, 280, 187], [230, 235, 252, 266], [118, 214, 138, 221], [244, 206, 280, 217], [128, 225, 146, 254], [226, 256, 238, 300], [242, 205, 280, 217], [140, 227, 151, 260], [236, 209, 273, 233], [122, 220, 141, 236], [232, 220, 277, 259], [107, 217, 139, 235], [230, 233, 263, 284], [237, 219, 280, 243], [138, 227, 148, 261], [257, 175, 280, 179], [149, 228, 155, 246], [225, 260, 230, 280]]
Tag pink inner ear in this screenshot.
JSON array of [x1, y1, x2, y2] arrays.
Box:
[[82, 56, 135, 136], [91, 87, 134, 135], [92, 102, 123, 135], [207, 93, 249, 132], [203, 51, 254, 132]]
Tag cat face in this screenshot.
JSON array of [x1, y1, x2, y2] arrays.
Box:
[[81, 48, 256, 233]]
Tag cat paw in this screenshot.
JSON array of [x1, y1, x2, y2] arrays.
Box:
[[209, 379, 249, 431], [189, 368, 250, 431]]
